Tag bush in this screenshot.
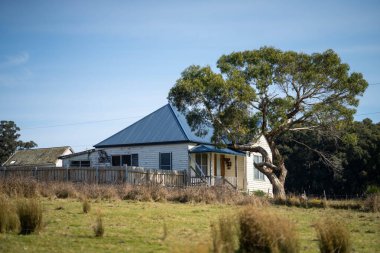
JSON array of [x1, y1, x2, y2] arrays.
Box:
[[364, 193, 380, 212], [53, 182, 77, 199], [365, 185, 380, 195], [0, 195, 19, 233], [239, 207, 299, 253], [93, 215, 104, 237], [211, 215, 239, 253], [315, 218, 351, 253], [16, 198, 43, 235], [252, 190, 266, 197], [125, 186, 152, 201], [82, 199, 91, 213]]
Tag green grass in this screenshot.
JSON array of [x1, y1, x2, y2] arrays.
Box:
[[0, 199, 379, 253]]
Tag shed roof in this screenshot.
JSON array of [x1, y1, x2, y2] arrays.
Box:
[[94, 104, 214, 148], [2, 146, 72, 166]]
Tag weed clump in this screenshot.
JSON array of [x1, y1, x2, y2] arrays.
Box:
[[315, 218, 351, 253], [93, 215, 104, 237], [82, 199, 91, 213], [239, 207, 299, 253], [16, 198, 43, 235]]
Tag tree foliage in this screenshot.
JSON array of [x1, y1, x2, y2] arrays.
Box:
[[277, 119, 380, 196], [169, 47, 368, 198], [0, 121, 37, 164]]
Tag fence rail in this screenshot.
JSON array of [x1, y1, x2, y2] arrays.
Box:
[[0, 166, 188, 187]]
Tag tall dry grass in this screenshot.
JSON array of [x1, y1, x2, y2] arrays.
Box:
[[0, 177, 270, 206], [211, 215, 239, 253], [16, 198, 43, 235], [238, 207, 299, 253], [0, 194, 19, 233], [315, 218, 351, 253]]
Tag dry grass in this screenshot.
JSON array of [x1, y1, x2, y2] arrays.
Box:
[[0, 176, 38, 198], [211, 215, 239, 253], [238, 207, 300, 253], [364, 193, 380, 212], [315, 218, 351, 253], [0, 194, 19, 233], [0, 177, 268, 206], [16, 198, 43, 235]]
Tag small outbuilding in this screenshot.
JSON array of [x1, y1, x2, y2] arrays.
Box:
[[2, 146, 73, 167]]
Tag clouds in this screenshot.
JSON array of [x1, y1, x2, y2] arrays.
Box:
[[0, 52, 30, 68]]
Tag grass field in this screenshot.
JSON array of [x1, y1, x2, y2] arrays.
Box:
[[0, 198, 379, 253]]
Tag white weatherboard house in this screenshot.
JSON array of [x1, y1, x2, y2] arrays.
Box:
[[61, 104, 273, 194]]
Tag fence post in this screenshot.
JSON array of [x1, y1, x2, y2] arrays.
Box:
[[124, 165, 128, 183], [66, 166, 69, 182], [96, 166, 99, 184], [34, 167, 38, 181]]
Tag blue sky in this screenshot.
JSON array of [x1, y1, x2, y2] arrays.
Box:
[[1, 0, 379, 151]]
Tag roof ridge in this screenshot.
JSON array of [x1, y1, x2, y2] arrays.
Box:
[[168, 103, 190, 141]]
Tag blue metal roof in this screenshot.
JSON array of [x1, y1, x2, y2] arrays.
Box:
[[189, 144, 246, 156], [94, 104, 214, 147]]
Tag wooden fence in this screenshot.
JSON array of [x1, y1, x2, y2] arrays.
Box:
[[0, 166, 188, 187]]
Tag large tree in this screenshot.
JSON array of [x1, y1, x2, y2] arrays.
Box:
[[0, 121, 37, 164], [168, 47, 367, 199]]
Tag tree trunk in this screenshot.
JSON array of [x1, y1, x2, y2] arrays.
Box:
[[231, 139, 288, 200]]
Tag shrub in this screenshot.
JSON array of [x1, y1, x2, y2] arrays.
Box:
[[211, 215, 239, 253], [252, 190, 266, 197], [365, 185, 380, 195], [53, 182, 77, 199], [239, 207, 299, 253], [364, 193, 380, 212], [16, 198, 43, 235], [315, 218, 351, 253], [149, 185, 168, 202], [0, 195, 19, 233], [93, 215, 104, 237], [82, 199, 91, 213], [125, 186, 152, 201]]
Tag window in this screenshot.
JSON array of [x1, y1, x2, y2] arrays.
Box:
[[70, 160, 90, 167], [195, 153, 208, 176], [112, 154, 139, 167], [253, 155, 265, 180], [159, 152, 172, 170], [112, 156, 121, 166]]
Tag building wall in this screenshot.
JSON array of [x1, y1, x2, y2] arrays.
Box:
[[56, 148, 73, 167], [63, 143, 192, 170], [246, 135, 273, 195]]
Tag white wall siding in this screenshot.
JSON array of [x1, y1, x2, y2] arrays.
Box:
[[245, 135, 273, 196], [98, 143, 190, 170]]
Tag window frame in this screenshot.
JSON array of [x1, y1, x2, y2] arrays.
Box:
[[253, 155, 265, 181], [112, 154, 139, 167], [159, 152, 172, 170]]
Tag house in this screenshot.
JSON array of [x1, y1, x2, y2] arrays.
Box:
[[61, 104, 273, 194], [2, 146, 73, 167]]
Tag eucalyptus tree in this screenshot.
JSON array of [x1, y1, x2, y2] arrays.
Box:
[[0, 121, 37, 164], [168, 47, 367, 199]]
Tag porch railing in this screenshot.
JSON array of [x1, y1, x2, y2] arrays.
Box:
[[190, 176, 237, 189]]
